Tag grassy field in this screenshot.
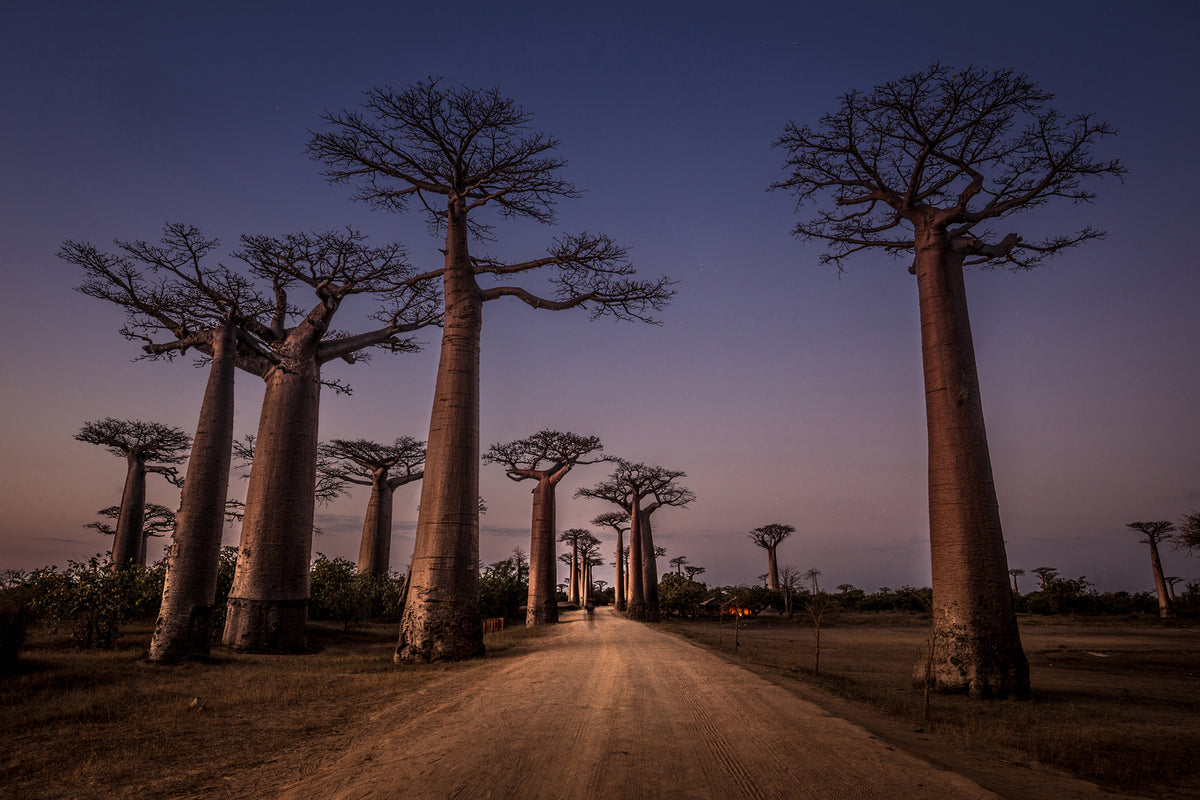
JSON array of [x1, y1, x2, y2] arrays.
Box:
[[664, 611, 1200, 799], [0, 621, 546, 800]]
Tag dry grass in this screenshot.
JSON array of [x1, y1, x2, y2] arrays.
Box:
[[664, 612, 1200, 799], [0, 620, 543, 800]]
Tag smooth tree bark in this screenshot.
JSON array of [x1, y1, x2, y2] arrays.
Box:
[[748, 524, 794, 591], [74, 419, 189, 571], [63, 224, 279, 660], [485, 431, 604, 626], [86, 502, 176, 566], [222, 231, 438, 652], [318, 437, 426, 576], [1126, 521, 1176, 618], [309, 80, 673, 662], [593, 511, 630, 611], [578, 461, 690, 622], [557, 528, 588, 606], [773, 65, 1123, 698]]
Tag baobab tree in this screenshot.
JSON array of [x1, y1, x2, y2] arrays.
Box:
[[683, 565, 706, 581], [669, 555, 688, 575], [1032, 567, 1059, 590], [318, 437, 426, 577], [1126, 521, 1176, 619], [593, 511, 630, 611], [557, 528, 589, 606], [773, 65, 1123, 697], [577, 461, 691, 622], [576, 530, 603, 606], [86, 503, 176, 566], [484, 431, 605, 626], [309, 80, 674, 662], [748, 524, 794, 591], [63, 224, 276, 661], [218, 231, 438, 652], [1008, 568, 1025, 594], [1173, 512, 1200, 553], [75, 419, 189, 571]]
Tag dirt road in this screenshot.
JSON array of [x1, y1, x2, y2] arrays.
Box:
[[276, 609, 1000, 799]]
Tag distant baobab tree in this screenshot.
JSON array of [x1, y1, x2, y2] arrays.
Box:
[[1009, 568, 1025, 594], [683, 565, 706, 581], [747, 524, 794, 591], [484, 431, 605, 626], [593, 511, 630, 611], [86, 503, 176, 566], [309, 79, 675, 662], [578, 460, 692, 622], [557, 528, 591, 606], [576, 530, 603, 606], [74, 419, 189, 571], [773, 64, 1124, 698], [669, 555, 688, 575], [318, 437, 426, 577], [1126, 521, 1176, 618], [1165, 576, 1184, 602], [1032, 567, 1059, 590]]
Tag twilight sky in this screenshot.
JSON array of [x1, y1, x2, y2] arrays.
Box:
[[1, 1, 1197, 594]]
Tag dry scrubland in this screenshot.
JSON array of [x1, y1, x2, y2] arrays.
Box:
[[2, 614, 1198, 799]]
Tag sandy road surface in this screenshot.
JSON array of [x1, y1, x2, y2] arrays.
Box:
[[277, 609, 1000, 800]]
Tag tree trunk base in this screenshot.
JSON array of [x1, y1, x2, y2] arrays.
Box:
[[221, 597, 307, 652], [395, 605, 485, 663], [626, 602, 660, 622], [525, 599, 558, 628], [148, 605, 213, 663], [914, 623, 1030, 699]]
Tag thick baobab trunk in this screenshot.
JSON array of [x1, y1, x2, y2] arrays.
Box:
[[150, 324, 236, 662], [357, 471, 395, 577], [640, 509, 661, 623], [626, 496, 647, 620], [914, 225, 1029, 698], [397, 203, 484, 662], [111, 453, 148, 571], [1147, 540, 1173, 619], [526, 477, 559, 626], [766, 547, 780, 591], [615, 529, 625, 612], [223, 362, 320, 652]]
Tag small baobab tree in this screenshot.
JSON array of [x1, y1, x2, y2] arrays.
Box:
[[75, 419, 189, 571], [1032, 567, 1059, 590], [1009, 568, 1025, 594], [1126, 521, 1176, 619], [593, 510, 630, 611], [747, 523, 794, 591], [484, 431, 605, 626], [318, 437, 426, 577], [309, 80, 674, 662], [669, 555, 688, 575], [683, 565, 706, 581], [86, 503, 176, 566], [578, 461, 692, 622], [773, 65, 1123, 697]]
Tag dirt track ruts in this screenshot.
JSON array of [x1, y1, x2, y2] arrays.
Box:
[[275, 608, 1001, 799]]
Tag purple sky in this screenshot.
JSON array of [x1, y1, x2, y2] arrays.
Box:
[[1, 1, 1197, 594]]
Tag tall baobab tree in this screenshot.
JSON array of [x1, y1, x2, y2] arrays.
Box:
[[484, 431, 605, 626], [219, 231, 438, 652], [63, 224, 272, 661], [748, 523, 794, 591], [1126, 521, 1176, 619], [75, 419, 189, 571], [773, 65, 1123, 698], [86, 503, 176, 566], [578, 461, 691, 622], [593, 511, 630, 611], [575, 530, 602, 606], [317, 437, 426, 576], [309, 80, 674, 662]]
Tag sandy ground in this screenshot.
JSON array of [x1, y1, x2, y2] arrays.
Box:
[[271, 609, 1016, 800]]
